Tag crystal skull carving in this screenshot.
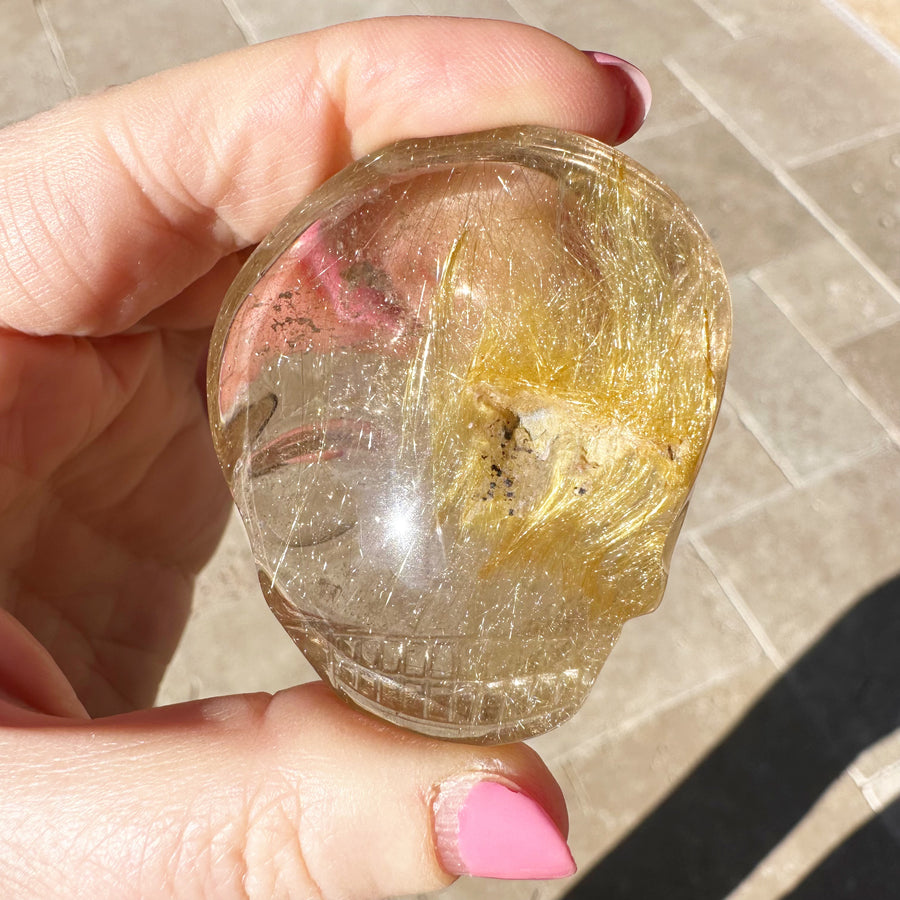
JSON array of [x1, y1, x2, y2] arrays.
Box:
[[208, 126, 731, 744]]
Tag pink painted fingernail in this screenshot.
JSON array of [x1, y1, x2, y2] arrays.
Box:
[[584, 51, 652, 143], [435, 780, 576, 880]]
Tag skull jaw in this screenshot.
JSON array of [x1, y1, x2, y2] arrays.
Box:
[[259, 569, 635, 744]]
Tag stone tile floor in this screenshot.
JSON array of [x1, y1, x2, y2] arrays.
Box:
[[3, 0, 899, 897]]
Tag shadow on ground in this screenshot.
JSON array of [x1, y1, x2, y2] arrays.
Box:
[[564, 574, 900, 899]]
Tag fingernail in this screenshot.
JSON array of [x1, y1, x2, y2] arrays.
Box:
[[434, 779, 576, 880], [584, 51, 652, 143]]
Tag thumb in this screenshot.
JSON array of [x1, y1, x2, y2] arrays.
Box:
[[0, 682, 575, 899]]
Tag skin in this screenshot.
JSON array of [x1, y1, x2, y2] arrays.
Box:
[[0, 17, 648, 899]]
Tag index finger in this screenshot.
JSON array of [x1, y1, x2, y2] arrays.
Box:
[[0, 17, 649, 337]]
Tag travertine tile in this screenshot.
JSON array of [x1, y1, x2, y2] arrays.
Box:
[[231, 0, 420, 42], [861, 757, 900, 812], [43, 0, 246, 92], [560, 660, 780, 891], [792, 133, 900, 285], [156, 511, 315, 705], [675, 7, 900, 166], [751, 238, 900, 350], [842, 0, 900, 47], [0, 0, 70, 126], [850, 725, 900, 819], [701, 446, 900, 664], [685, 397, 791, 530], [561, 608, 900, 900], [530, 542, 764, 763], [512, 0, 728, 63], [776, 805, 900, 897], [725, 276, 886, 481], [439, 660, 777, 900], [626, 119, 823, 274], [686, 0, 828, 39], [834, 320, 900, 432], [727, 773, 875, 900], [853, 728, 900, 788]]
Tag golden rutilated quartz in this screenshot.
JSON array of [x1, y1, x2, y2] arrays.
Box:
[[208, 126, 731, 744]]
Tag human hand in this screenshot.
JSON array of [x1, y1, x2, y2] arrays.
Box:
[[0, 17, 649, 898]]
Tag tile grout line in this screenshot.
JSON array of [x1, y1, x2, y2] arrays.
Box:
[[777, 438, 894, 492], [846, 763, 872, 800], [685, 481, 796, 539], [506, 0, 542, 29], [851, 756, 900, 818], [750, 269, 900, 450], [690, 533, 787, 672], [33, 0, 77, 97], [499, 0, 528, 23], [630, 110, 711, 146], [219, 0, 259, 45], [820, 0, 900, 71], [787, 119, 900, 170], [830, 308, 900, 350], [664, 58, 900, 310], [686, 0, 743, 40], [860, 781, 889, 812], [687, 440, 893, 539], [718, 390, 805, 488], [558, 757, 595, 824]]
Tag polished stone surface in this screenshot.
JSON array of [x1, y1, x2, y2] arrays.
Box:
[[208, 128, 730, 743], [793, 133, 900, 285], [724, 276, 887, 480]]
